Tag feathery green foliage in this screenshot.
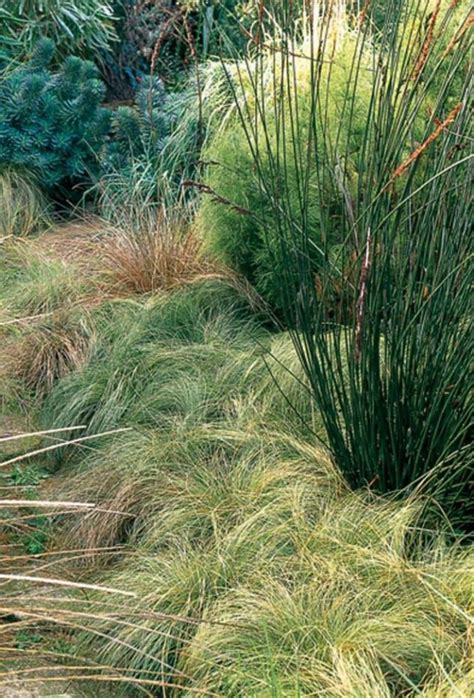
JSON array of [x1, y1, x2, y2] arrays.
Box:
[[197, 7, 374, 310], [198, 0, 472, 313]]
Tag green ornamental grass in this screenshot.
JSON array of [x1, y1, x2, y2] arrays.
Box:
[[0, 3, 472, 694], [201, 0, 473, 522]]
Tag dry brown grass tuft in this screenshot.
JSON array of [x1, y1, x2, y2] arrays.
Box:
[[8, 311, 95, 399], [100, 208, 229, 296], [28, 217, 107, 271]]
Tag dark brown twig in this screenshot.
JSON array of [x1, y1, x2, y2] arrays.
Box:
[[181, 181, 253, 216]]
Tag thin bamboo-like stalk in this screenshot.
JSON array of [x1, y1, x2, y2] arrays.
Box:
[[213, 0, 473, 513]]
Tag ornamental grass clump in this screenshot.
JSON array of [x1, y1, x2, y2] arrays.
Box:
[[100, 205, 225, 296], [64, 471, 472, 696], [98, 75, 173, 214], [0, 238, 104, 401], [2, 478, 471, 694], [203, 0, 473, 525], [10, 309, 95, 398], [182, 499, 473, 696], [39, 280, 271, 449], [0, 246, 93, 318], [0, 168, 51, 238], [51, 417, 336, 559]]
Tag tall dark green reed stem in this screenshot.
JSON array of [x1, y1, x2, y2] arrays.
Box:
[[216, 0, 473, 513]]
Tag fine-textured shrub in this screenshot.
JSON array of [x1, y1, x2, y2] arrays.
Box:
[[0, 39, 111, 194], [0, 168, 51, 237], [197, 0, 472, 312], [197, 16, 374, 310], [0, 0, 117, 66]]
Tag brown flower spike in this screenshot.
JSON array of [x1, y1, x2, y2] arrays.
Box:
[[385, 102, 463, 189]]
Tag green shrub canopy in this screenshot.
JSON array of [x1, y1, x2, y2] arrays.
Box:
[[0, 38, 111, 192], [198, 28, 374, 310]]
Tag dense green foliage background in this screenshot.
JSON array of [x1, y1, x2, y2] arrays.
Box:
[[0, 1, 472, 695]]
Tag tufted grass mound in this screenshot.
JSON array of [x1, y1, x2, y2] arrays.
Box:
[[0, 168, 51, 238]]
